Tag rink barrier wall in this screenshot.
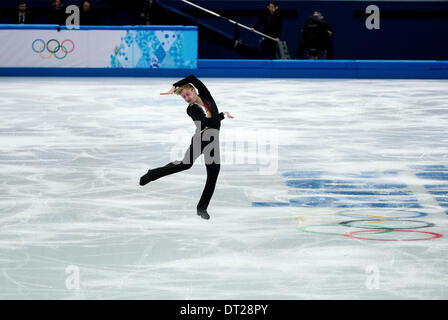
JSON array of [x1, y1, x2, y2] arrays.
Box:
[[0, 24, 198, 69], [1, 59, 448, 79]]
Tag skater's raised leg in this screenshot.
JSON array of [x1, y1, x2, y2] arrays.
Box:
[[139, 137, 200, 186]]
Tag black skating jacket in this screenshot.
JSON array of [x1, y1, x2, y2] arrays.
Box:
[[173, 75, 225, 133]]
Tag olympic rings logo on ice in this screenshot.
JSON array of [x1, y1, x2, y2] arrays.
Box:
[[31, 39, 75, 60], [295, 209, 443, 242]]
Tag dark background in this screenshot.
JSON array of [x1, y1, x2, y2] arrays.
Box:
[[1, 0, 447, 60]]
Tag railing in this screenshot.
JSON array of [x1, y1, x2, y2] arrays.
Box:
[[180, 0, 278, 42]]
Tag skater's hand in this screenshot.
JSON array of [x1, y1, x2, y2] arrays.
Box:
[[160, 86, 176, 95], [225, 112, 234, 119]]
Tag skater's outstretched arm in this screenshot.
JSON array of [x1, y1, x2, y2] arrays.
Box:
[[160, 86, 176, 95]]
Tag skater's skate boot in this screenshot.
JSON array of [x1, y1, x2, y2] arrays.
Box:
[[197, 208, 210, 220], [139, 170, 154, 186]]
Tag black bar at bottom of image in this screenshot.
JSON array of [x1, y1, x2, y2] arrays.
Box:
[[0, 300, 442, 318]]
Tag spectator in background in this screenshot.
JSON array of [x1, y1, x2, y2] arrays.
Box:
[[48, 0, 67, 25], [315, 11, 334, 59], [250, 1, 283, 59], [80, 0, 98, 25], [141, 0, 156, 25], [15, 2, 33, 24], [296, 11, 334, 59]]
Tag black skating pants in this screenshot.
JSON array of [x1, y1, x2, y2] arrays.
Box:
[[147, 131, 220, 210]]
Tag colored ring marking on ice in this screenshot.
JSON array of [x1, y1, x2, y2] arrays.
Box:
[[339, 219, 435, 230], [337, 209, 428, 220], [298, 224, 394, 236], [295, 213, 388, 224], [343, 229, 443, 241]]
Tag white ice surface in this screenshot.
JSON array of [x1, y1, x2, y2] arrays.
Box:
[[0, 77, 447, 299]]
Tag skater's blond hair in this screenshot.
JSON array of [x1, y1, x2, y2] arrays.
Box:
[[175, 84, 204, 106], [175, 84, 196, 95]]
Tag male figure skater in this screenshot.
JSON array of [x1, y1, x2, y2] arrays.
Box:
[[139, 75, 233, 220]]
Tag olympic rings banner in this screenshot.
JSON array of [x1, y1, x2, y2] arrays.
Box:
[[0, 25, 198, 69]]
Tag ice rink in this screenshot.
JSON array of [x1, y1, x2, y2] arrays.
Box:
[[0, 77, 447, 299]]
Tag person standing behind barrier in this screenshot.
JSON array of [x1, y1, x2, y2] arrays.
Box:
[[48, 0, 67, 25], [250, 1, 283, 59], [80, 1, 98, 25], [296, 11, 334, 59], [315, 11, 334, 59], [15, 2, 33, 24], [140, 0, 156, 25]]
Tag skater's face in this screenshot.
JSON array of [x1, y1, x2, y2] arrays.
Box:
[[180, 88, 198, 104]]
